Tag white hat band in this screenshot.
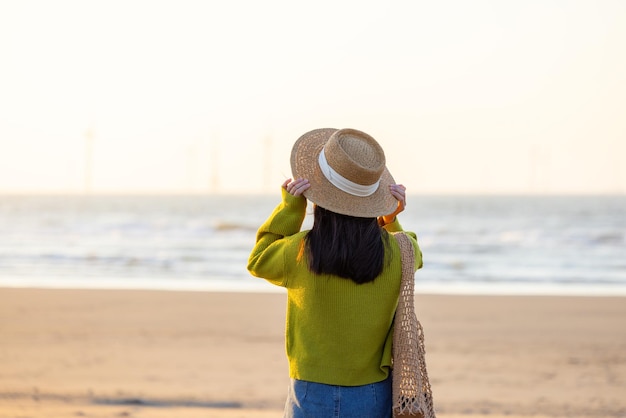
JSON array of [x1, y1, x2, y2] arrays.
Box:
[[318, 149, 380, 197]]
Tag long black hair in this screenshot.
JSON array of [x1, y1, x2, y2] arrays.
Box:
[[304, 205, 389, 284]]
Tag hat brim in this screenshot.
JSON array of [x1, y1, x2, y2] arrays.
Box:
[[290, 128, 397, 218]]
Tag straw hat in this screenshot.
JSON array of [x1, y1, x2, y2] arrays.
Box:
[[290, 128, 397, 218]]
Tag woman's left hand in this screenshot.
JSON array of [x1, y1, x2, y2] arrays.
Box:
[[283, 178, 310, 196]]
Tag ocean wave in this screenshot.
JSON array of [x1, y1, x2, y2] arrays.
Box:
[[1, 194, 624, 295]]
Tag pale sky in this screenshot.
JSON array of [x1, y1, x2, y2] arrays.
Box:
[[0, 0, 624, 194]]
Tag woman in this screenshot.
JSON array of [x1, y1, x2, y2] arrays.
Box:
[[247, 128, 422, 418]]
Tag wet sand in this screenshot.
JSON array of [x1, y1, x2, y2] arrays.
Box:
[[0, 288, 624, 417]]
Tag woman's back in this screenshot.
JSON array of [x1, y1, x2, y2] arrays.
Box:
[[284, 235, 405, 385]]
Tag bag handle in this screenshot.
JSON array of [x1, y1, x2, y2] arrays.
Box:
[[392, 232, 436, 418]]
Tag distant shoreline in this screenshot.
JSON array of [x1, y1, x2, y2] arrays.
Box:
[[1, 279, 626, 297]]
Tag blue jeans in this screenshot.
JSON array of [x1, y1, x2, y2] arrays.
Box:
[[284, 375, 392, 418]]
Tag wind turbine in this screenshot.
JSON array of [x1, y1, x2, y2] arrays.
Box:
[[84, 124, 95, 194]]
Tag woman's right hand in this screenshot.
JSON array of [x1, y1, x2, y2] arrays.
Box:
[[380, 183, 406, 225], [283, 178, 310, 197]]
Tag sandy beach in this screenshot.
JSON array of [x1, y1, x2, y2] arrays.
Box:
[[0, 288, 624, 418]]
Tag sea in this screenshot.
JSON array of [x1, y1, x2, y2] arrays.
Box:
[[0, 194, 624, 296]]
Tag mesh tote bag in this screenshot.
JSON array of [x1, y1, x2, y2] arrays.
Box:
[[392, 232, 436, 418]]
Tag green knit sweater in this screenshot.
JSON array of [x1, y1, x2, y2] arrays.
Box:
[[247, 189, 422, 386]]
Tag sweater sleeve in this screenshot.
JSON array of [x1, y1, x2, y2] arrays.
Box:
[[247, 188, 308, 286], [384, 217, 424, 271]]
